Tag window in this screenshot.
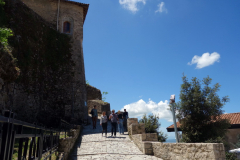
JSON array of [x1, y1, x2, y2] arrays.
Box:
[[63, 21, 71, 33]]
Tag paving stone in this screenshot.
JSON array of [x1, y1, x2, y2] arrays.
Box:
[[70, 119, 162, 160]]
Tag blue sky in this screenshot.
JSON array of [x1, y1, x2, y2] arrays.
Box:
[[76, 0, 240, 139]]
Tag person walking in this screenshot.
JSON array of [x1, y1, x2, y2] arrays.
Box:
[[91, 105, 98, 129], [123, 109, 128, 131], [117, 110, 124, 135], [100, 111, 108, 137], [109, 109, 118, 137]]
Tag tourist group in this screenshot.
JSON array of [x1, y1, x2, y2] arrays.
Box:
[[90, 105, 128, 137]]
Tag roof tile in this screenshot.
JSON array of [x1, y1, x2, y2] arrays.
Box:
[[167, 112, 240, 129]]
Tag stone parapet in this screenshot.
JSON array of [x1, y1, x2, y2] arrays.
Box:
[[131, 134, 143, 151], [87, 100, 110, 116], [142, 133, 158, 141], [131, 133, 158, 154], [128, 123, 145, 135], [152, 142, 226, 160], [127, 118, 138, 129], [58, 125, 81, 160], [143, 142, 154, 155]]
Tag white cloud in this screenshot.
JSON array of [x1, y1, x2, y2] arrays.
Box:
[[121, 99, 173, 122], [188, 52, 220, 69], [155, 2, 167, 13], [119, 0, 146, 13]]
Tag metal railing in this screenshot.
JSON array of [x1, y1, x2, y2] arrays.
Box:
[[0, 110, 73, 160]]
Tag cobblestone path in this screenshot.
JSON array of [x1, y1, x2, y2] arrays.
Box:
[[70, 118, 162, 160]]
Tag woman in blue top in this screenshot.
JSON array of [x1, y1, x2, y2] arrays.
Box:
[[91, 105, 98, 129]]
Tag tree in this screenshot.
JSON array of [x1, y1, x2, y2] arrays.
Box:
[[176, 75, 230, 142], [139, 114, 168, 142], [102, 91, 108, 102]]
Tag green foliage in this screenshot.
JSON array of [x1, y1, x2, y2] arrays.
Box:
[[0, 1, 13, 47], [177, 75, 230, 143], [226, 152, 237, 160], [86, 80, 90, 85], [157, 131, 167, 142], [0, 28, 13, 46], [102, 91, 108, 102], [0, 0, 4, 6], [205, 136, 231, 150], [139, 114, 168, 142], [234, 134, 240, 148], [230, 134, 240, 149]]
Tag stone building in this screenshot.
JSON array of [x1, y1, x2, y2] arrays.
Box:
[[0, 0, 89, 125], [21, 0, 88, 108], [167, 112, 240, 149]]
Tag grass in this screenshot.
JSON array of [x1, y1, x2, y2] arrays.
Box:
[[12, 139, 31, 160], [60, 132, 70, 139], [12, 138, 60, 160]]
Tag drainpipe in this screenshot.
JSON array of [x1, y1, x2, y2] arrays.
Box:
[[57, 0, 60, 31]]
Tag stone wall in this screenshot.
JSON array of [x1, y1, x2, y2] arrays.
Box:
[[86, 85, 102, 100], [0, 0, 88, 124], [128, 123, 145, 136], [131, 133, 158, 153], [87, 100, 110, 116], [127, 118, 138, 129], [152, 142, 226, 160], [86, 85, 111, 116], [127, 118, 226, 159], [127, 118, 158, 155], [58, 125, 81, 160], [131, 134, 143, 151]]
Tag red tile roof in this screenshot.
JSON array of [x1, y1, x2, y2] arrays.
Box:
[[167, 112, 240, 132]]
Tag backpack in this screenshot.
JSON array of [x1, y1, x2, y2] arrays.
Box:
[[90, 109, 94, 115]]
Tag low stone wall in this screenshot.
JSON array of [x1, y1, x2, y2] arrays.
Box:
[[127, 117, 226, 159], [152, 142, 226, 160], [142, 133, 158, 141], [58, 125, 81, 160], [132, 134, 143, 151], [131, 133, 158, 154], [128, 123, 145, 135], [127, 118, 138, 129], [143, 142, 154, 155]]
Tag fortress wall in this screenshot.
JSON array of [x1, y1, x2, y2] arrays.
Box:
[[18, 0, 87, 119]]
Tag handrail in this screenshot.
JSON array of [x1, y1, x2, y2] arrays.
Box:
[[0, 111, 75, 160]]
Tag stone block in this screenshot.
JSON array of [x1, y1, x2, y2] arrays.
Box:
[[127, 118, 138, 128], [143, 142, 153, 155], [129, 123, 145, 135]]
